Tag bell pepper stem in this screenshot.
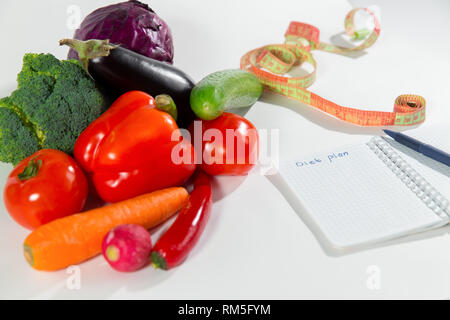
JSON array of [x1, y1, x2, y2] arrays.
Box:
[[59, 38, 118, 72], [155, 94, 178, 121]]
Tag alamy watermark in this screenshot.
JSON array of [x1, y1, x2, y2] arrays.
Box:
[[66, 265, 81, 290], [170, 121, 279, 176], [66, 5, 82, 30], [366, 265, 381, 290]]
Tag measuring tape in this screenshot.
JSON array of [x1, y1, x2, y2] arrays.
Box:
[[240, 8, 425, 126]]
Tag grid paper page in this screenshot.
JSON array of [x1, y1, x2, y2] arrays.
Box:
[[279, 144, 443, 249], [385, 124, 450, 200]]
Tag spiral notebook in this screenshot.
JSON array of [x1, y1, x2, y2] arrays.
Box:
[[278, 125, 450, 250]]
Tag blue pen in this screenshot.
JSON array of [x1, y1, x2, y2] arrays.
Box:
[[383, 129, 450, 167]]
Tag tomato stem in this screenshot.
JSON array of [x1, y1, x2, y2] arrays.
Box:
[[18, 158, 42, 181]]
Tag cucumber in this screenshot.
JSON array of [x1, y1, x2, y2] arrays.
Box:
[[190, 69, 263, 120]]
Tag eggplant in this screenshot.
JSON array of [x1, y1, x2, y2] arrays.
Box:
[[60, 39, 196, 128]]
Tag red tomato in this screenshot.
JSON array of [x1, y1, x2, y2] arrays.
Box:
[[4, 149, 88, 230], [189, 112, 259, 176]]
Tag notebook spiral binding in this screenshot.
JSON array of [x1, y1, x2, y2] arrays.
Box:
[[367, 137, 450, 220]]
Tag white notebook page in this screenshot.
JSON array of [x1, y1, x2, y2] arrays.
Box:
[[279, 143, 443, 249]]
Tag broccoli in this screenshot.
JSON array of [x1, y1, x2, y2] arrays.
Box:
[[0, 53, 108, 165]]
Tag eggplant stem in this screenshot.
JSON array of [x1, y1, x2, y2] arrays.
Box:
[[59, 38, 118, 71]]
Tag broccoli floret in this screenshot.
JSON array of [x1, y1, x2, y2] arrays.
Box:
[[0, 97, 39, 165], [0, 53, 108, 164]]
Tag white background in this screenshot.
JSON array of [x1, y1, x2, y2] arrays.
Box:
[[0, 0, 449, 299]]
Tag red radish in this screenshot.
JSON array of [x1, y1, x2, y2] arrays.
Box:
[[102, 224, 152, 272]]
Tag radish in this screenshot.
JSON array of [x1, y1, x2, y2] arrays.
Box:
[[102, 224, 152, 272]]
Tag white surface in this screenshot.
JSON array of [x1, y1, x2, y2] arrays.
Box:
[[0, 0, 450, 299]]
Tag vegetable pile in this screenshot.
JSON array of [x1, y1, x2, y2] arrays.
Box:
[[2, 0, 263, 274]]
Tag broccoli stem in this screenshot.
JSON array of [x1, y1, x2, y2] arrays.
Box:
[[59, 39, 118, 72]]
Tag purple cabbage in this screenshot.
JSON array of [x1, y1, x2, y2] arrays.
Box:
[[68, 0, 174, 64]]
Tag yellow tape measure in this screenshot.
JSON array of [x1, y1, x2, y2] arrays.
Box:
[[240, 8, 425, 126]]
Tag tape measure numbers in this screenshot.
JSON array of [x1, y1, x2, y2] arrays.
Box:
[[240, 8, 425, 126]]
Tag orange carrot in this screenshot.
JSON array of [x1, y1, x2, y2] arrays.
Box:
[[24, 187, 189, 271]]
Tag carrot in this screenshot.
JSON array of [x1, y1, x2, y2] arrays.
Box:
[[24, 187, 189, 271]]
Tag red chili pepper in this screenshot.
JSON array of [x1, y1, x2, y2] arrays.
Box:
[[151, 170, 213, 270]]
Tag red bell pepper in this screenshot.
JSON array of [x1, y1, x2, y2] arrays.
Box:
[[74, 91, 196, 203], [151, 170, 213, 270]]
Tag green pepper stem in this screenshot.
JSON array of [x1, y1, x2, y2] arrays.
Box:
[[59, 38, 118, 72], [155, 94, 178, 121]]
